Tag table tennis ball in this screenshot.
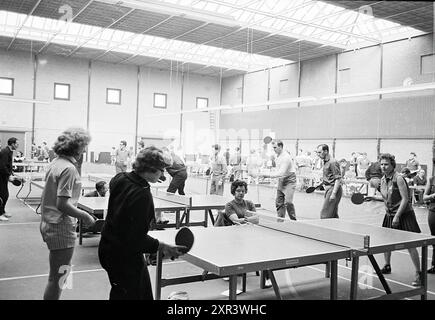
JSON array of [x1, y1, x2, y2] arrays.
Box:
[[168, 291, 189, 300]]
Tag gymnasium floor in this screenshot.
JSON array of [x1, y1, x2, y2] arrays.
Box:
[[0, 163, 434, 300]]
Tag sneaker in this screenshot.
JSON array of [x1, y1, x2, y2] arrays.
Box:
[[428, 266, 435, 274], [380, 264, 391, 274], [412, 272, 421, 286], [0, 215, 9, 221], [264, 279, 272, 288], [3, 213, 11, 218], [222, 277, 229, 281]]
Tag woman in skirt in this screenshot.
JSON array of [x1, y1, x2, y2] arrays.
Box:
[[377, 153, 422, 286], [40, 128, 96, 299], [423, 175, 435, 274]]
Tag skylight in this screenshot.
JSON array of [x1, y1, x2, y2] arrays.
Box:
[[0, 0, 426, 72], [0, 10, 289, 72]]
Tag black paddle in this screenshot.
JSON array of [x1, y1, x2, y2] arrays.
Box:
[[175, 227, 194, 254], [351, 194, 375, 205], [91, 219, 105, 233], [306, 183, 324, 194], [10, 177, 22, 186]]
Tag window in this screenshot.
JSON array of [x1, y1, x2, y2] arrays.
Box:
[[196, 97, 208, 110], [0, 77, 14, 95], [154, 93, 167, 109], [279, 79, 289, 95], [106, 88, 121, 105], [339, 68, 351, 85], [54, 83, 70, 100], [421, 54, 434, 75]]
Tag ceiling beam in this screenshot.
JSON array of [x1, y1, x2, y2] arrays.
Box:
[[37, 0, 95, 54], [92, 15, 175, 60], [6, 0, 43, 50], [65, 8, 135, 57]]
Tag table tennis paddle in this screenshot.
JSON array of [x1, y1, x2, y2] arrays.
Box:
[[351, 194, 377, 205], [10, 177, 22, 186], [91, 219, 105, 233], [263, 136, 272, 144], [306, 183, 324, 193], [175, 227, 194, 254]]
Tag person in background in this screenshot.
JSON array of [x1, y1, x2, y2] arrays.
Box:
[[223, 148, 230, 166], [31, 143, 37, 159], [374, 153, 422, 286], [252, 140, 297, 221], [423, 173, 435, 274], [13, 151, 25, 173], [229, 147, 242, 181], [406, 152, 421, 178], [316, 144, 342, 219], [365, 157, 383, 196], [110, 147, 116, 165], [162, 147, 187, 196], [401, 167, 413, 185], [36, 145, 44, 161], [413, 169, 427, 207], [84, 181, 108, 198], [98, 146, 185, 300], [338, 159, 348, 178], [0, 137, 19, 221], [349, 152, 359, 176], [39, 128, 96, 299], [246, 149, 262, 184], [357, 152, 370, 178], [115, 141, 131, 173], [42, 142, 50, 162], [127, 146, 135, 171], [209, 144, 228, 196]]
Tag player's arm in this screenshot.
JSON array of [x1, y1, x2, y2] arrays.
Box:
[[330, 162, 342, 200], [56, 196, 95, 226], [423, 178, 434, 202], [395, 176, 410, 219]]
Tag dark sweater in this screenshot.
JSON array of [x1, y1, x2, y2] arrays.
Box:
[[0, 147, 13, 177], [99, 171, 159, 257]]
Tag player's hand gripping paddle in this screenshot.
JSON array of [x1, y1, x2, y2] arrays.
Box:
[[306, 183, 324, 193], [91, 219, 105, 233], [175, 227, 194, 254], [351, 194, 374, 205], [10, 177, 22, 186]]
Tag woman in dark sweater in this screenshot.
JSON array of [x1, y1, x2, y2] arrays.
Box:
[[98, 146, 185, 300]]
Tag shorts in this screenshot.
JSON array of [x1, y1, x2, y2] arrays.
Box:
[[40, 221, 77, 250]]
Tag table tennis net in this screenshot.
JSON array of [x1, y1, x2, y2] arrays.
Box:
[[254, 211, 370, 251], [152, 188, 192, 207]]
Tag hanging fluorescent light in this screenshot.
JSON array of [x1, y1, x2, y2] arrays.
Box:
[[321, 82, 435, 100], [0, 97, 50, 104]]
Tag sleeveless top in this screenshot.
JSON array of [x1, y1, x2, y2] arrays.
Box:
[[427, 177, 435, 212], [380, 171, 412, 215]]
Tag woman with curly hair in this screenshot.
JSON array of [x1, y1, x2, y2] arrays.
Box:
[[98, 146, 186, 300], [40, 127, 96, 300], [376, 153, 422, 286]]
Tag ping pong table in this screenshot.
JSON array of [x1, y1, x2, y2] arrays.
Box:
[[23, 180, 96, 214], [150, 217, 435, 300], [76, 190, 260, 244]]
